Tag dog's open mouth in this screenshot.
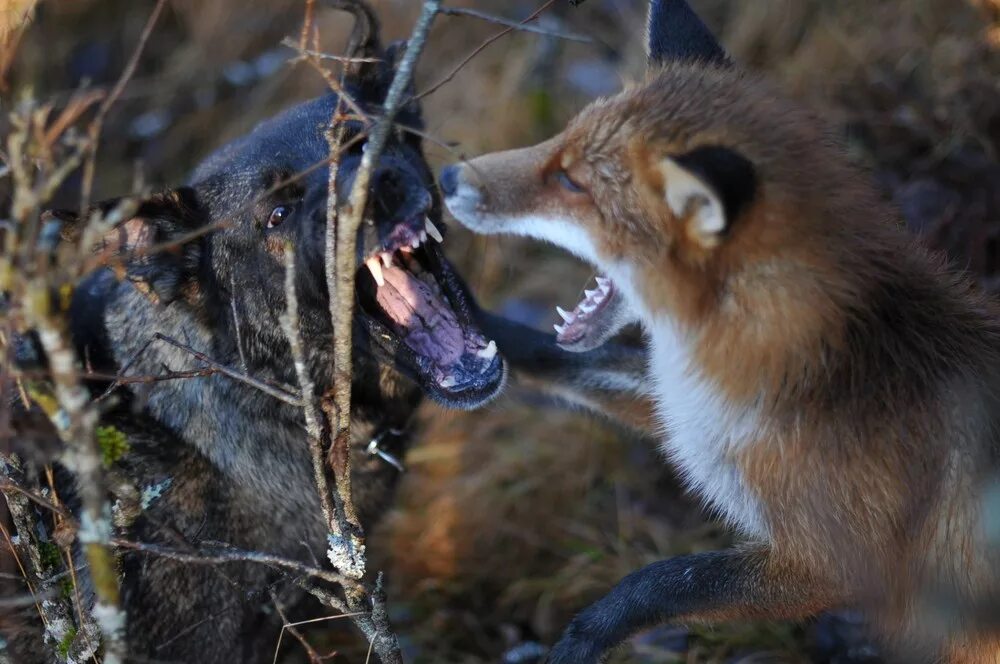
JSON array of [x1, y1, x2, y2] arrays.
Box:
[[356, 214, 504, 408], [551, 273, 629, 353]]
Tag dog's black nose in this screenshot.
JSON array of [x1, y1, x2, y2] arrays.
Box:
[[439, 165, 459, 198]]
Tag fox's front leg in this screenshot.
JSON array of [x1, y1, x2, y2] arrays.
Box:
[[547, 546, 839, 664]]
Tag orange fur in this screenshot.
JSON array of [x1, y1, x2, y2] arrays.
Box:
[[447, 59, 1000, 661]]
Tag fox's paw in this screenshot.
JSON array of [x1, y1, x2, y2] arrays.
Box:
[[546, 629, 605, 664]]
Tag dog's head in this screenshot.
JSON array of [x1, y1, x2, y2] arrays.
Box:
[[65, 8, 505, 411]]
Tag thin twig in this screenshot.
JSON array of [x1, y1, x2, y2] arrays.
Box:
[[282, 38, 384, 63], [439, 6, 592, 43], [79, 0, 167, 212], [279, 246, 340, 542], [152, 333, 303, 407], [415, 0, 558, 102], [111, 539, 360, 590], [270, 589, 324, 664]]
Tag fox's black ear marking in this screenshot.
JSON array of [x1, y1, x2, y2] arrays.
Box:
[[647, 0, 728, 66], [660, 145, 756, 246], [675, 146, 757, 223]]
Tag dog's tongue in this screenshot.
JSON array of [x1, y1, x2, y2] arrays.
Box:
[[374, 263, 464, 367]]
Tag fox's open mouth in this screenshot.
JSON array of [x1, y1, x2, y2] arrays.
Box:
[[552, 273, 629, 353], [356, 214, 504, 408]]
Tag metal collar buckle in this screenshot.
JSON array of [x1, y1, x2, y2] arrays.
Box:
[[366, 427, 406, 472]]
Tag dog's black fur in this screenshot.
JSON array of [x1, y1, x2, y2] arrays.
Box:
[[3, 5, 651, 663]]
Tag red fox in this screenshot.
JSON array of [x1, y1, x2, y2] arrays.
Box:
[[441, 1, 1000, 662]]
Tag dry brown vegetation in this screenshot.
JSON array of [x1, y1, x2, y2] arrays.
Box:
[[2, 1, 1000, 662]]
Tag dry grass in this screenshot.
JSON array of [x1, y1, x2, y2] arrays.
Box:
[[3, 0, 999, 661]]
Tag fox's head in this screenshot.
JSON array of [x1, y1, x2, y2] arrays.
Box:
[[443, 0, 884, 356]]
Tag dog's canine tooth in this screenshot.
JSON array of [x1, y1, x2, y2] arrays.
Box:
[[476, 340, 498, 360], [381, 252, 393, 268], [424, 218, 444, 243], [554, 323, 567, 335], [366, 256, 385, 287], [556, 306, 575, 322]]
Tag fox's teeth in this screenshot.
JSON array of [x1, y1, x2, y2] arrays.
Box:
[[381, 252, 393, 268], [556, 306, 574, 322], [425, 218, 444, 243], [579, 301, 596, 314], [366, 257, 385, 287], [554, 323, 567, 335], [476, 340, 498, 361]]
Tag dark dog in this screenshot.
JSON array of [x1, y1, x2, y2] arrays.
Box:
[[3, 4, 650, 663]]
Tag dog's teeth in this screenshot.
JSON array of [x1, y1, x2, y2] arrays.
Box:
[[579, 301, 596, 314], [476, 340, 497, 361], [381, 252, 393, 268], [440, 375, 457, 388], [556, 306, 574, 322], [584, 288, 599, 299], [420, 230, 428, 244], [424, 218, 444, 243], [554, 323, 566, 335], [411, 237, 421, 249], [595, 276, 611, 288], [366, 257, 385, 287]]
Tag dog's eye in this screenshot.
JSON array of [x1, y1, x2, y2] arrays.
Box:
[[556, 170, 585, 194], [266, 205, 291, 229]]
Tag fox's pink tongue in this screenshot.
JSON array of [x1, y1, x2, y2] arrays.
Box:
[[374, 263, 464, 367]]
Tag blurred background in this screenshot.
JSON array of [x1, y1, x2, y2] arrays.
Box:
[[4, 0, 1000, 661]]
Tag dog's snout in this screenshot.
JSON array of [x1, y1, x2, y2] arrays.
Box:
[[369, 166, 430, 225], [439, 164, 459, 198]]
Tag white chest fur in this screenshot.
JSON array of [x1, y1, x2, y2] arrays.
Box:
[[647, 318, 770, 538]]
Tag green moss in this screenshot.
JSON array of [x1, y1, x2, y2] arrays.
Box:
[[96, 425, 130, 468], [59, 577, 74, 601], [38, 541, 61, 571], [56, 626, 76, 659]]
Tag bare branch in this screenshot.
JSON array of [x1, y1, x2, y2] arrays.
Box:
[[281, 37, 383, 63], [79, 0, 167, 212], [279, 245, 342, 548], [416, 0, 558, 102], [439, 6, 592, 43], [111, 539, 361, 590]]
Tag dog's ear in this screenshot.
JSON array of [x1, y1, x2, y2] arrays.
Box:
[[49, 187, 204, 304], [659, 145, 756, 248], [329, 1, 387, 96], [647, 0, 728, 67]]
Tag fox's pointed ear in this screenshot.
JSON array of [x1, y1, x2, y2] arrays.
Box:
[[53, 188, 205, 304], [660, 145, 756, 247], [647, 0, 728, 67]]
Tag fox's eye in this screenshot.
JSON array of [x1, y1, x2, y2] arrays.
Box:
[[266, 205, 291, 229], [556, 170, 585, 194]]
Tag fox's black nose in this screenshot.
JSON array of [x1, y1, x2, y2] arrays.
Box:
[[439, 165, 459, 198]]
